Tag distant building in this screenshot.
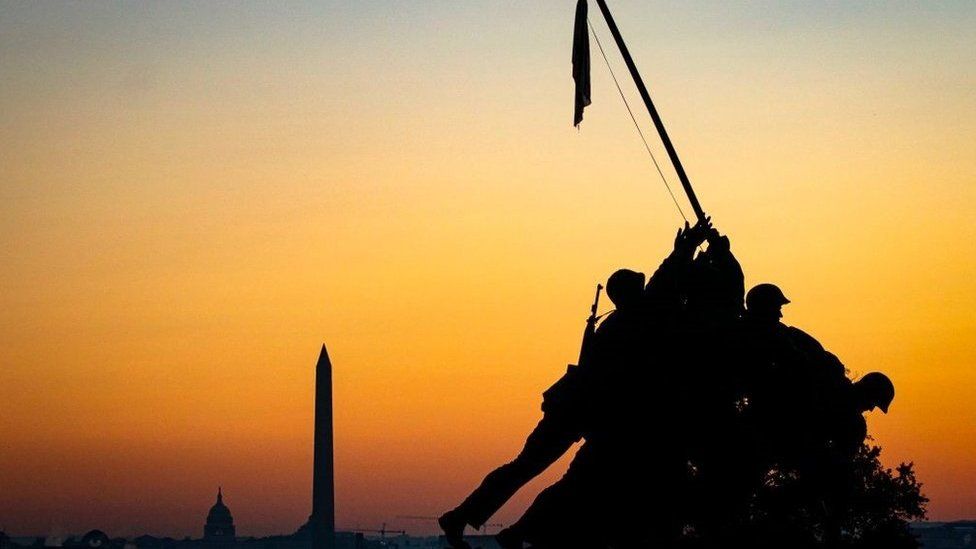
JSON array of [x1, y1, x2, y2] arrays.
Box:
[[911, 521, 976, 548], [203, 489, 236, 544], [78, 531, 112, 549]]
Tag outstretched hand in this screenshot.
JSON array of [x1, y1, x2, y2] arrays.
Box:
[[674, 221, 692, 249]]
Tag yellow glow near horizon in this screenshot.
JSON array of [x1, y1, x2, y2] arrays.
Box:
[[1, 0, 975, 537]]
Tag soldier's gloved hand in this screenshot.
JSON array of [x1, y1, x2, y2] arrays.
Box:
[[673, 221, 692, 250]]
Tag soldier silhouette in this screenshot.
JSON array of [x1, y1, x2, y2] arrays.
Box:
[[439, 268, 647, 549], [731, 284, 899, 546], [824, 372, 895, 456], [670, 224, 749, 544], [797, 371, 896, 546], [488, 221, 715, 549]]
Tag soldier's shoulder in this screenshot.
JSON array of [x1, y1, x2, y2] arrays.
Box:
[[787, 326, 849, 378], [595, 311, 619, 331], [786, 325, 825, 350], [595, 309, 638, 335]]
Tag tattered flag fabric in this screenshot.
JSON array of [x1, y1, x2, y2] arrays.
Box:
[[572, 0, 591, 126]]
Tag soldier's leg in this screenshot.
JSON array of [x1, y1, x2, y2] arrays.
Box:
[[502, 454, 609, 549], [501, 479, 588, 549], [442, 413, 580, 535]]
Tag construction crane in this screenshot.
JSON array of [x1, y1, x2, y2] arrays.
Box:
[[344, 523, 406, 540], [396, 515, 504, 535]]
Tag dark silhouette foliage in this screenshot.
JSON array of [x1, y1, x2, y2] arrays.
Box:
[[724, 444, 927, 549], [841, 446, 927, 548]]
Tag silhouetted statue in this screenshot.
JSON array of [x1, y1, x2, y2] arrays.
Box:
[[512, 2, 925, 540], [440, 220, 924, 549], [439, 268, 647, 549]]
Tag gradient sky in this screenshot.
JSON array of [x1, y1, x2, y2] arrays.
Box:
[[2, 0, 975, 539]]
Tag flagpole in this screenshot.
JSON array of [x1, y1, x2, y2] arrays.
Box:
[[593, 0, 706, 223]]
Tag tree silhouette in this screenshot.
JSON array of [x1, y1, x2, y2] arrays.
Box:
[[722, 443, 927, 549]]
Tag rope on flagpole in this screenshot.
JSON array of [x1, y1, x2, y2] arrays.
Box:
[[587, 18, 689, 224]]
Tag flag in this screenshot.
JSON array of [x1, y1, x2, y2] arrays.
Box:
[[572, 0, 591, 127]]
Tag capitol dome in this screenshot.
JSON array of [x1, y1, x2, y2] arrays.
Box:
[[203, 488, 236, 542]]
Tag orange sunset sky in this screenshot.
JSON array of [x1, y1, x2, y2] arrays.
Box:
[[2, 0, 975, 538]]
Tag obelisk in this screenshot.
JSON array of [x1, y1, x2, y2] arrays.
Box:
[[310, 344, 335, 549]]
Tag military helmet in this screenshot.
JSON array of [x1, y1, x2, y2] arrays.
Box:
[[746, 283, 790, 311], [606, 268, 646, 308], [858, 372, 895, 413]]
